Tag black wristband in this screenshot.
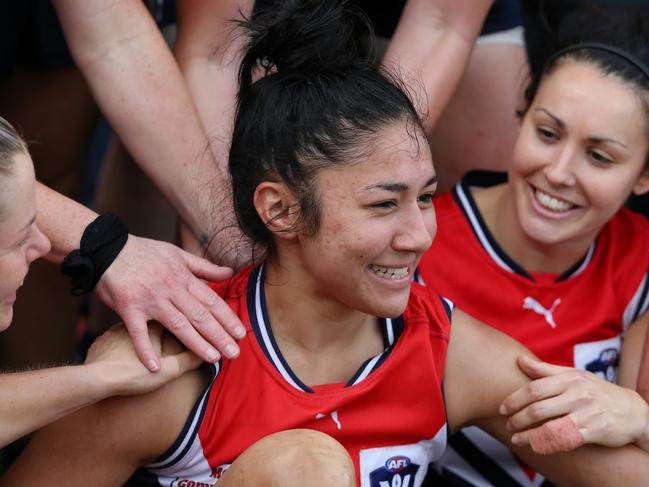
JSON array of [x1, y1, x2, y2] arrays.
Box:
[[61, 214, 129, 296]]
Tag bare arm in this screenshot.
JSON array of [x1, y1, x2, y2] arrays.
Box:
[[627, 312, 649, 401], [382, 0, 494, 133], [35, 182, 245, 369], [0, 324, 199, 449], [52, 0, 225, 257], [174, 0, 256, 267], [445, 309, 649, 486], [2, 335, 207, 486]]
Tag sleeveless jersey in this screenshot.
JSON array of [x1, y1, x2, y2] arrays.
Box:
[[417, 180, 649, 487], [131, 265, 453, 487]]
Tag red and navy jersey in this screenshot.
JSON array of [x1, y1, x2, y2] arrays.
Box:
[[132, 264, 453, 487], [419, 179, 649, 487]]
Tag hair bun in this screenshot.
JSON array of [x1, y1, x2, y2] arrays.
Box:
[[239, 0, 370, 87]]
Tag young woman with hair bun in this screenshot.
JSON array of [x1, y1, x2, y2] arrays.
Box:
[[5, 2, 649, 486]]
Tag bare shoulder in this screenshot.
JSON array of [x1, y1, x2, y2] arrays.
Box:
[[3, 364, 211, 487]]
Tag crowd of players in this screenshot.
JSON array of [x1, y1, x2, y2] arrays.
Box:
[[0, 1, 648, 486]]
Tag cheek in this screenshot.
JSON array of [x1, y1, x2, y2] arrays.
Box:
[[423, 208, 438, 245], [0, 254, 27, 290], [583, 172, 635, 210]]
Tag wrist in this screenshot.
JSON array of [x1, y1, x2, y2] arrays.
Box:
[[81, 362, 118, 402], [61, 214, 129, 295]]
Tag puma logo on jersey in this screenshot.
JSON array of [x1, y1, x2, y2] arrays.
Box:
[[315, 410, 342, 430], [523, 297, 561, 328]]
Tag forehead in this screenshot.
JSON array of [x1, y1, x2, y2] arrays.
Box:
[[535, 61, 647, 134], [318, 122, 434, 190]]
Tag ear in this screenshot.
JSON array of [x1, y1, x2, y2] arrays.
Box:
[[253, 182, 300, 240], [632, 167, 649, 196]]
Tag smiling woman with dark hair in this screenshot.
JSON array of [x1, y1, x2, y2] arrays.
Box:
[[4, 2, 649, 486], [420, 8, 649, 486]]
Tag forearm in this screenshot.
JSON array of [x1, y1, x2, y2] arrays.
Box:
[[0, 363, 111, 447], [173, 0, 255, 267], [53, 0, 220, 246], [382, 0, 494, 132], [479, 416, 649, 486], [36, 182, 98, 262]]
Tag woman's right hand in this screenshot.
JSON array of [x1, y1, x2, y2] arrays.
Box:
[[84, 323, 202, 397]]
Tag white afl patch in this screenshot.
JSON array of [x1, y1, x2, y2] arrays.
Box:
[[573, 336, 621, 383], [359, 425, 447, 487]]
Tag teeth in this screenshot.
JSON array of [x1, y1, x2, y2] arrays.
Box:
[[535, 189, 573, 212], [370, 264, 409, 279]]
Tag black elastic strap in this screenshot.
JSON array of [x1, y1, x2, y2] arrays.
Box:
[[547, 42, 649, 81], [61, 214, 129, 295]]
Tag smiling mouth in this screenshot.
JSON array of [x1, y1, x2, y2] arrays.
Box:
[[369, 264, 409, 280], [533, 187, 576, 213]]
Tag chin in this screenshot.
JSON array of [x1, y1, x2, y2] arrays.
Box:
[[366, 294, 411, 318], [0, 307, 13, 332]]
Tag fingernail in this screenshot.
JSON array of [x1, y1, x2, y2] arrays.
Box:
[[499, 403, 507, 415], [225, 344, 239, 359], [148, 360, 160, 372], [234, 326, 246, 339], [511, 434, 521, 446], [206, 348, 220, 362]]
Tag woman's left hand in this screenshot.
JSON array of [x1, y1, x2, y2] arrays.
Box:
[[85, 322, 202, 397], [500, 354, 649, 453]]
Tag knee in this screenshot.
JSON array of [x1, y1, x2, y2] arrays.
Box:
[[221, 429, 355, 487]]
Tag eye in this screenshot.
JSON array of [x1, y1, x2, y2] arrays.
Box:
[[418, 192, 434, 207], [537, 126, 558, 142], [16, 226, 33, 248], [17, 235, 29, 247], [587, 149, 614, 165], [371, 200, 397, 210]]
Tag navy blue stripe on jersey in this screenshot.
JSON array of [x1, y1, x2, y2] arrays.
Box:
[[624, 272, 649, 328], [440, 296, 455, 321], [446, 432, 523, 487], [347, 316, 405, 386], [556, 243, 595, 281], [441, 467, 486, 487], [146, 362, 219, 470], [248, 265, 405, 391], [248, 265, 314, 393], [453, 182, 533, 280], [633, 273, 649, 322], [453, 180, 596, 283], [412, 268, 426, 286]]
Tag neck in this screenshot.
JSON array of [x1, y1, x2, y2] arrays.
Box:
[[477, 184, 593, 274], [262, 251, 385, 386], [264, 257, 375, 350]]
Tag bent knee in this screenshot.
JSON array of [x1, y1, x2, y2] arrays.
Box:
[[221, 429, 355, 487]]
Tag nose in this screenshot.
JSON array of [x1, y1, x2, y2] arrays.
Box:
[[26, 224, 51, 264], [543, 146, 577, 187], [393, 204, 436, 254]]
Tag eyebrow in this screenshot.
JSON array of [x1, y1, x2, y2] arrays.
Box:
[[364, 175, 438, 193], [536, 108, 628, 149], [536, 108, 565, 129]]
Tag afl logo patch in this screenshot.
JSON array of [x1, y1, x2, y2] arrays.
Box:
[[385, 456, 411, 473]]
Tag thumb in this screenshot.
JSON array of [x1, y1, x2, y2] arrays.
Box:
[[517, 354, 567, 380], [160, 349, 203, 379], [181, 250, 234, 282]]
